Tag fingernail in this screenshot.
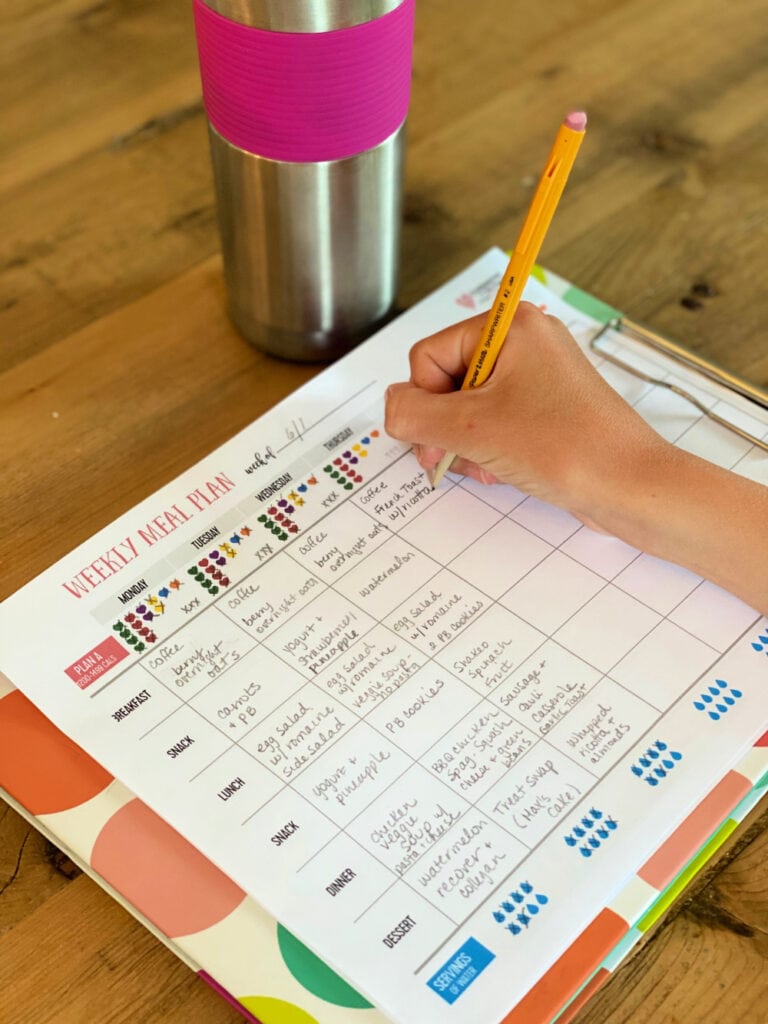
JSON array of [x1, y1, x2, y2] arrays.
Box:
[[480, 469, 497, 485]]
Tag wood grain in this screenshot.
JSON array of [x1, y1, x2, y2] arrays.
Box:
[[1, 0, 766, 1021]]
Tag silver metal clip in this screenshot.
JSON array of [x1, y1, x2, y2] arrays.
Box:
[[589, 317, 768, 453]]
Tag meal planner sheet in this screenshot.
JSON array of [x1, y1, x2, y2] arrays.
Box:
[[2, 250, 767, 1023]]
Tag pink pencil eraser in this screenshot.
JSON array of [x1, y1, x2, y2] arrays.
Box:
[[564, 111, 587, 131]]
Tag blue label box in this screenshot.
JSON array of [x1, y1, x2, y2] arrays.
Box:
[[426, 937, 496, 1005]]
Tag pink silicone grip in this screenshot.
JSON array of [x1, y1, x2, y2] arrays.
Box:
[[193, 0, 414, 163]]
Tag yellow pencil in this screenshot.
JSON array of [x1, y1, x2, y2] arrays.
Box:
[[430, 110, 587, 488]]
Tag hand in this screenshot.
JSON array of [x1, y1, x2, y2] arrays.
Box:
[[384, 302, 768, 614], [384, 302, 667, 532]]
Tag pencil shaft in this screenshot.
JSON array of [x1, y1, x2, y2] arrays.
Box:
[[430, 117, 586, 488], [463, 123, 585, 392]]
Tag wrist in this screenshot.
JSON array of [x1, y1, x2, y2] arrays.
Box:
[[592, 438, 688, 554], [565, 422, 675, 545]]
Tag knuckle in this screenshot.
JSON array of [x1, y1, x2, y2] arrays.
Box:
[[408, 338, 428, 372], [516, 300, 540, 321]]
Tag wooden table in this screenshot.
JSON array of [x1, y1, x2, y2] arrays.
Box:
[[1, 1, 767, 1021]]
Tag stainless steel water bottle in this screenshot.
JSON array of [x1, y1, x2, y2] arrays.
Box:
[[193, 0, 415, 362]]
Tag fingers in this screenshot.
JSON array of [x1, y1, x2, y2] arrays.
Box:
[[411, 441, 497, 483], [444, 457, 498, 485], [412, 443, 446, 470], [406, 302, 557, 395], [385, 381, 484, 459], [407, 313, 488, 392]]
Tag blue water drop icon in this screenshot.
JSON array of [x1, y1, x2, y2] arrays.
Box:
[[580, 847, 592, 858], [760, 635, 768, 643], [588, 836, 600, 848], [701, 693, 713, 704], [631, 765, 643, 776], [655, 740, 668, 751], [646, 776, 659, 786], [752, 642, 764, 652], [709, 685, 721, 696], [527, 903, 539, 915], [573, 826, 585, 838], [715, 679, 728, 689], [536, 893, 548, 905], [694, 700, 705, 710], [590, 808, 603, 819], [511, 891, 524, 904], [724, 695, 735, 705], [671, 750, 682, 760], [520, 881, 533, 894], [662, 759, 674, 769], [517, 913, 531, 928], [597, 827, 609, 839], [639, 756, 651, 768], [507, 923, 521, 935], [708, 711, 720, 721], [606, 817, 618, 829], [493, 910, 505, 923], [647, 747, 659, 759], [716, 704, 728, 714], [654, 767, 666, 778], [581, 817, 593, 829], [502, 901, 514, 913], [730, 689, 743, 698], [564, 835, 577, 847]]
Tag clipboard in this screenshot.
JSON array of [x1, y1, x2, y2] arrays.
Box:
[[1, 251, 767, 1024], [589, 315, 768, 453]]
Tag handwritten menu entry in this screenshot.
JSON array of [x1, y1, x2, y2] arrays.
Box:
[[2, 250, 767, 1024]]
